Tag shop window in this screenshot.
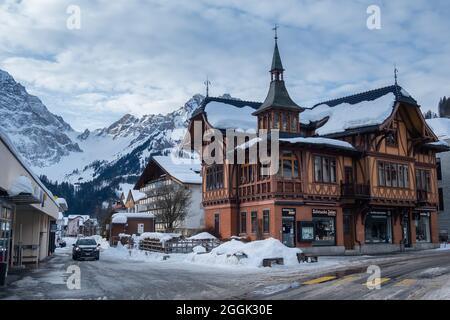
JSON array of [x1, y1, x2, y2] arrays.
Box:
[[415, 214, 431, 242], [206, 165, 224, 190], [263, 210, 270, 233], [365, 213, 392, 244], [314, 155, 336, 183], [251, 211, 257, 233], [312, 216, 336, 246], [240, 212, 247, 234]]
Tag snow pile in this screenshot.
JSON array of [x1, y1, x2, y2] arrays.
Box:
[[139, 232, 181, 243], [302, 92, 395, 136], [187, 232, 217, 240], [190, 238, 302, 268], [9, 175, 34, 196], [88, 235, 110, 250], [193, 245, 207, 254]]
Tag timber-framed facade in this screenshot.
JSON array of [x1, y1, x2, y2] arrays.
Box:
[[187, 36, 449, 255]]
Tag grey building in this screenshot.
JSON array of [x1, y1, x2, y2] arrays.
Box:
[[437, 143, 450, 241]]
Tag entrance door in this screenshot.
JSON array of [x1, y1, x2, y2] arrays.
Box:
[[343, 211, 355, 250], [402, 213, 411, 247], [282, 216, 295, 247]]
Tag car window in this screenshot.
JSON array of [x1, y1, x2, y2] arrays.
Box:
[[77, 239, 97, 245]]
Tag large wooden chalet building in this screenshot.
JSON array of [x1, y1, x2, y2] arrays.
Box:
[[188, 35, 449, 255]]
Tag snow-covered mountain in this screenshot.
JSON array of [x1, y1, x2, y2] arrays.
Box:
[[0, 70, 82, 167]]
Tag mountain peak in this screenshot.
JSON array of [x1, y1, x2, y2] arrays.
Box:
[[0, 69, 15, 84]]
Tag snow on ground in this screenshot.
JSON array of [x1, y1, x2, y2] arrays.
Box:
[[436, 243, 450, 251], [187, 232, 216, 240]]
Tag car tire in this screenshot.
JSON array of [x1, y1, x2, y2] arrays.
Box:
[[72, 255, 77, 261], [95, 255, 99, 261]]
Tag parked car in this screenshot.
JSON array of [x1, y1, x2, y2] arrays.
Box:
[[72, 238, 100, 261]]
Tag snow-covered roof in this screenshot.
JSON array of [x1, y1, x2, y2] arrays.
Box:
[[55, 197, 68, 211], [153, 155, 201, 184], [130, 189, 146, 202], [111, 212, 155, 224], [0, 128, 58, 207], [9, 175, 34, 197], [279, 137, 356, 151], [426, 118, 450, 140], [301, 92, 396, 136], [205, 101, 257, 131], [68, 215, 91, 222]]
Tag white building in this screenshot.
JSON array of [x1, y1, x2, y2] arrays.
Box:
[[0, 130, 60, 286], [134, 156, 204, 236]]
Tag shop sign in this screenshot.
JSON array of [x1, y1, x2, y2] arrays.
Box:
[[312, 209, 337, 216], [282, 208, 296, 216]]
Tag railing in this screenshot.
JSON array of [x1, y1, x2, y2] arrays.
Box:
[[416, 189, 429, 203], [139, 238, 221, 254], [340, 183, 370, 198]]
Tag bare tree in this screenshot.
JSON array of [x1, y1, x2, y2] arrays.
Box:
[[150, 182, 192, 232]]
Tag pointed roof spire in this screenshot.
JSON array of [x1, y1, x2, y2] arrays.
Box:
[[271, 25, 284, 72], [252, 26, 303, 116]]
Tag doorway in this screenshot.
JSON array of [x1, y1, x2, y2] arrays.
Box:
[[282, 216, 295, 248], [402, 212, 411, 247], [343, 210, 355, 250]]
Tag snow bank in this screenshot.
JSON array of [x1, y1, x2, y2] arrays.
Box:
[[9, 175, 34, 196], [190, 238, 302, 268], [88, 235, 110, 250], [187, 232, 217, 240]]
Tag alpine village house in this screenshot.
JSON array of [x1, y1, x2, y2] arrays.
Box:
[[187, 34, 449, 255]]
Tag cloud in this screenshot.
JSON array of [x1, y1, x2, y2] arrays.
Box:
[[0, 0, 449, 130]]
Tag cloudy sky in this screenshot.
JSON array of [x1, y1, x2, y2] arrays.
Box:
[[1, 0, 449, 131]]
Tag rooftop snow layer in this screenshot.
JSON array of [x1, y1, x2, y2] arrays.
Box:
[[0, 128, 58, 206], [301, 92, 396, 136], [153, 155, 201, 184], [205, 101, 257, 131], [111, 212, 155, 224], [280, 137, 356, 150], [426, 118, 450, 140]]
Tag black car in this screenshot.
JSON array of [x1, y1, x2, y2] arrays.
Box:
[[72, 238, 100, 261]]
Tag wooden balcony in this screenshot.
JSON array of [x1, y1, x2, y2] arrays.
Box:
[[340, 183, 370, 199]]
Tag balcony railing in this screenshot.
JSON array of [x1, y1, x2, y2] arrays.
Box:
[[340, 183, 370, 199]]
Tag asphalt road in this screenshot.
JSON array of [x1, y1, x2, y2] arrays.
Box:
[[2, 246, 450, 300], [248, 250, 450, 300]]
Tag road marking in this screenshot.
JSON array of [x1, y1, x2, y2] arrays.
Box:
[[364, 277, 390, 286], [394, 279, 416, 287], [332, 276, 358, 285], [303, 276, 337, 285]]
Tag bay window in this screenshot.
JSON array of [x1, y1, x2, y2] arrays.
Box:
[[378, 161, 409, 188]]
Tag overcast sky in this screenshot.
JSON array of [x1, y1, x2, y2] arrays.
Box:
[[1, 0, 449, 131]]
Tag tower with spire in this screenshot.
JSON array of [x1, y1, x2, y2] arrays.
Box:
[[253, 26, 304, 133]]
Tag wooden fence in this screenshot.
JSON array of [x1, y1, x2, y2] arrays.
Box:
[[139, 238, 221, 254]]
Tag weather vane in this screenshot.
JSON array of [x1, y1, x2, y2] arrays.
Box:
[[394, 64, 398, 86], [204, 77, 211, 97], [272, 24, 279, 41]]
